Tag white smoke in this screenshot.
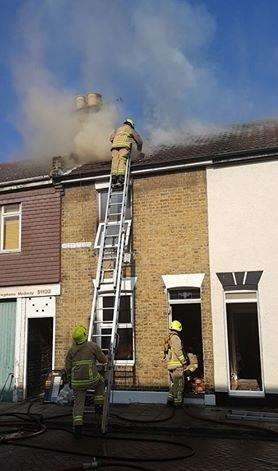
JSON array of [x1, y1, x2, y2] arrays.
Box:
[[10, 0, 236, 160]]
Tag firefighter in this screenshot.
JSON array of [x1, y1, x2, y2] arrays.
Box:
[[164, 320, 187, 407], [65, 325, 107, 438], [109, 118, 143, 188]]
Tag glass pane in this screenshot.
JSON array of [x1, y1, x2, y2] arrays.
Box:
[[99, 190, 131, 221], [3, 216, 20, 250], [100, 191, 108, 221], [119, 296, 131, 323], [96, 222, 129, 247], [3, 204, 20, 214], [103, 297, 114, 321], [169, 288, 200, 300], [226, 302, 262, 391], [100, 328, 112, 354], [116, 328, 133, 361], [102, 296, 131, 323], [226, 292, 257, 301]]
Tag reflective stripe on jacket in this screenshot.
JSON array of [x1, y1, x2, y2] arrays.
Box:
[[110, 124, 143, 151], [165, 332, 186, 371], [65, 341, 107, 390]]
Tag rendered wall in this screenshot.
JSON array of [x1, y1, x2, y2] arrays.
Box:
[[207, 160, 278, 394]]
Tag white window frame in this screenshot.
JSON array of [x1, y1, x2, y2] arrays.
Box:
[[94, 187, 132, 249], [223, 290, 265, 397], [94, 220, 132, 249], [0, 203, 22, 253], [96, 292, 135, 366]]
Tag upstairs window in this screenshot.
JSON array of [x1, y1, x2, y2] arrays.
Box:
[[94, 189, 132, 249], [0, 204, 21, 252]]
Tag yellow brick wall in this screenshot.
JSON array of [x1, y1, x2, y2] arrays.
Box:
[[132, 171, 213, 389], [56, 170, 214, 390]]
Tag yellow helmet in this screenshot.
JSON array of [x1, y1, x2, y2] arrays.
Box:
[[170, 320, 182, 332], [124, 118, 135, 128], [72, 325, 87, 344]]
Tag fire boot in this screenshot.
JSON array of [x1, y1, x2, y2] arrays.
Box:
[[112, 175, 118, 188], [73, 424, 83, 439], [117, 175, 124, 189]]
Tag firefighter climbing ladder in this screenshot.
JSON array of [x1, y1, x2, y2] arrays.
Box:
[[88, 156, 131, 434]]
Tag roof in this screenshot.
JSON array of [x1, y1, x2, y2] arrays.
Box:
[[66, 119, 278, 179], [0, 160, 50, 184], [1, 118, 278, 184]]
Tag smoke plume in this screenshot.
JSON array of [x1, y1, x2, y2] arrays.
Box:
[[10, 0, 234, 161]]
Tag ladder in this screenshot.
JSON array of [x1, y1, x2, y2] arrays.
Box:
[[88, 155, 131, 434]]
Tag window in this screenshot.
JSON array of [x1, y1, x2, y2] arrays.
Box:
[[94, 189, 131, 249], [225, 292, 263, 392], [0, 204, 21, 252], [93, 294, 134, 363], [169, 288, 201, 300]]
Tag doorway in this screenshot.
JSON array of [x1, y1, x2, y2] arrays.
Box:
[[171, 303, 204, 389], [226, 302, 263, 391], [26, 317, 53, 398]]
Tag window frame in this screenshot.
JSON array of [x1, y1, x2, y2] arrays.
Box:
[[94, 187, 132, 249], [0, 203, 22, 253], [96, 292, 134, 366], [223, 289, 265, 397]]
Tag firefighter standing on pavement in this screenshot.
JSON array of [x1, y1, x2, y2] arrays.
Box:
[[65, 325, 107, 438], [109, 118, 143, 188], [164, 320, 187, 407]]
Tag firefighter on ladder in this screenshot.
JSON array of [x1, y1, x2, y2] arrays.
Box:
[[65, 325, 107, 438], [109, 118, 143, 188]]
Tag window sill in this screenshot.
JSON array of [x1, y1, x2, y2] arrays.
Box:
[[115, 360, 135, 366], [0, 249, 21, 254]]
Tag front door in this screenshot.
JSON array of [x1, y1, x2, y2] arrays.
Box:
[[0, 300, 17, 401]]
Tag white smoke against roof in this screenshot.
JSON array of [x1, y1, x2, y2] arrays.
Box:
[[10, 0, 234, 160]]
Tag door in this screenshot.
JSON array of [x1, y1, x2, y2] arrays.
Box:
[[0, 300, 17, 401]]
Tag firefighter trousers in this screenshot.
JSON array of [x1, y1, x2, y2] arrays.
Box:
[[73, 376, 105, 426], [111, 148, 130, 176], [168, 367, 184, 405]]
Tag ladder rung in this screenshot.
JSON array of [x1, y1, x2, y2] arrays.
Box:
[[102, 256, 116, 261], [93, 320, 113, 324], [92, 334, 112, 338], [95, 307, 114, 311], [108, 202, 123, 206]]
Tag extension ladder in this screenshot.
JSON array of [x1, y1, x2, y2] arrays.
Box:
[[88, 155, 131, 434]]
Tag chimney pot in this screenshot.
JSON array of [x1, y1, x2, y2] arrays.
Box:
[[75, 95, 87, 110], [86, 92, 102, 109]]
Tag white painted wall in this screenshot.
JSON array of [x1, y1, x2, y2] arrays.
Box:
[[207, 160, 278, 394]]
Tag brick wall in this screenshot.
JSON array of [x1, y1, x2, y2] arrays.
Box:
[[56, 170, 214, 390], [132, 171, 213, 389]]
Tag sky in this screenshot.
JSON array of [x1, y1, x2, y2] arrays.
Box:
[[0, 0, 278, 162]]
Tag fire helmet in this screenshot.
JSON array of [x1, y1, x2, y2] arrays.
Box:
[[170, 320, 182, 332], [124, 118, 135, 128], [72, 325, 87, 344]]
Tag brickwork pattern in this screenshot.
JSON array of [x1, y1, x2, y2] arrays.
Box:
[[132, 171, 214, 389], [56, 171, 214, 390], [55, 184, 98, 367]]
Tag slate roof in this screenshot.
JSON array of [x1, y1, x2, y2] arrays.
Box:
[[1, 119, 278, 184]]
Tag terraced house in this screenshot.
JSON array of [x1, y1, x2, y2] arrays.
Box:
[[1, 119, 278, 406]]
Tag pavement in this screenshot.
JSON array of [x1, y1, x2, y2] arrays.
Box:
[[1, 401, 278, 470]]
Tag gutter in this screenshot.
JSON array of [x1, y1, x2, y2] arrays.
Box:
[[0, 178, 52, 193], [59, 159, 212, 185], [0, 174, 50, 187]]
